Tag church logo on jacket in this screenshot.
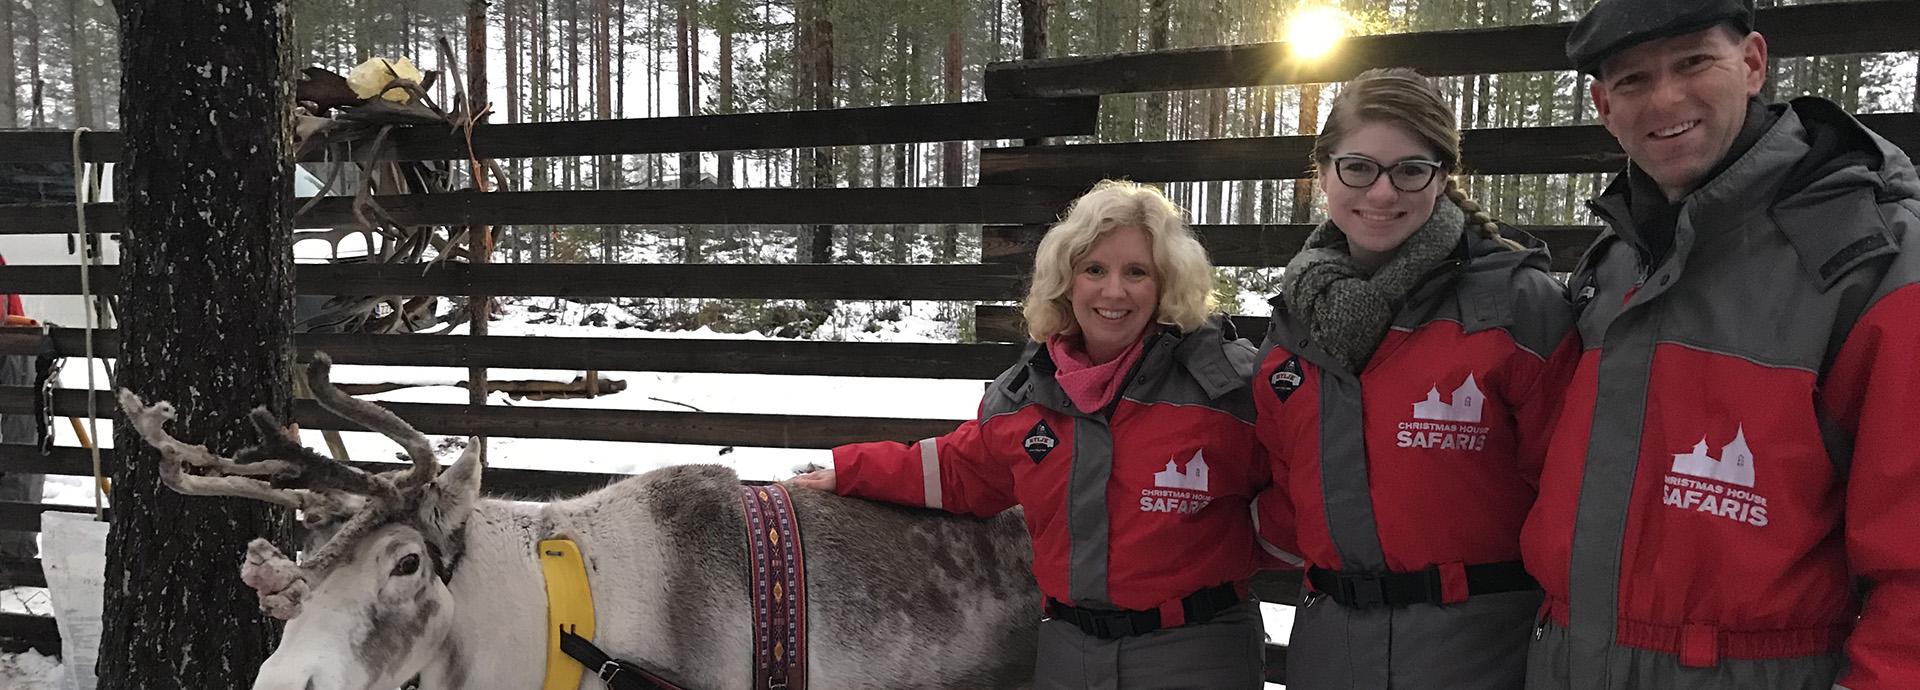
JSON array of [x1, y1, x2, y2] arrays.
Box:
[[1141, 449, 1212, 514], [1663, 425, 1769, 527], [1412, 374, 1484, 422], [1023, 420, 1058, 463], [1395, 373, 1491, 452]]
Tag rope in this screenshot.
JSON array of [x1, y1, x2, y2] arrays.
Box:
[[73, 127, 106, 521]]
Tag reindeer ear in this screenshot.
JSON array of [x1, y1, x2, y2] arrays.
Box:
[[418, 439, 483, 533]]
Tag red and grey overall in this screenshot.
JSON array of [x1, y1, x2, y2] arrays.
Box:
[[1522, 98, 1920, 690], [1253, 228, 1579, 688], [834, 318, 1270, 688]]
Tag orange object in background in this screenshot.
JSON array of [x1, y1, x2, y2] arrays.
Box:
[[1, 314, 36, 327]]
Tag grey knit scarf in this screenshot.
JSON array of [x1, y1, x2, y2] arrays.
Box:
[[1279, 199, 1465, 371]]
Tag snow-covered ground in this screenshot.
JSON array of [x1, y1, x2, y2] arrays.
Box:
[[2, 295, 1295, 688]]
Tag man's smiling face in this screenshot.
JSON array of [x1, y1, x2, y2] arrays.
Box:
[[1592, 25, 1769, 202]]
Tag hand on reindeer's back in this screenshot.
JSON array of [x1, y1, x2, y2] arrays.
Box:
[[789, 468, 837, 493]]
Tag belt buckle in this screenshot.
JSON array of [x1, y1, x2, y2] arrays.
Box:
[[598, 660, 624, 683], [1341, 575, 1387, 609]]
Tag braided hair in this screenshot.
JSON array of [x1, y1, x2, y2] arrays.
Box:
[[1315, 67, 1523, 250]]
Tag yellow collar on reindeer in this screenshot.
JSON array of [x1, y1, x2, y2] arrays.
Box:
[[540, 538, 595, 690]]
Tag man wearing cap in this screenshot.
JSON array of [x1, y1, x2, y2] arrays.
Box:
[[1522, 1, 1920, 688]]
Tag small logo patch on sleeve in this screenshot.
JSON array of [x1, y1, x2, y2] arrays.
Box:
[[1269, 356, 1304, 402], [1023, 420, 1059, 463]]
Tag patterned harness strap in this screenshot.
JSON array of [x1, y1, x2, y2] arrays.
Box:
[[739, 483, 809, 690]]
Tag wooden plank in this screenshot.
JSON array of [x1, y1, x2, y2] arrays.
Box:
[[0, 500, 96, 532], [984, 1, 1920, 98], [984, 224, 1598, 271], [979, 113, 1920, 185], [0, 262, 1033, 301], [0, 98, 1099, 164], [0, 387, 966, 449], [973, 304, 1268, 343], [0, 444, 625, 500], [0, 557, 44, 588], [0, 328, 1021, 380], [0, 186, 1084, 235], [0, 612, 58, 656]]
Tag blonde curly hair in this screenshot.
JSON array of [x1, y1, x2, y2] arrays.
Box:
[[1022, 180, 1217, 342]]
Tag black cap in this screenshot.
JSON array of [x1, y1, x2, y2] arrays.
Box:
[[1567, 0, 1754, 76]]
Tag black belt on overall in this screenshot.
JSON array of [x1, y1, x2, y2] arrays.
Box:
[[1046, 582, 1243, 639], [1307, 560, 1537, 610]]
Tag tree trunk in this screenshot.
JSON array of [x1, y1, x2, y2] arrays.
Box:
[[25, 0, 42, 128], [1017, 0, 1048, 148], [677, 0, 699, 185], [678, 0, 702, 263], [468, 0, 488, 118], [594, 0, 613, 191], [937, 24, 961, 263], [806, 0, 833, 264], [68, 0, 92, 128], [506, 0, 521, 123], [1, 0, 16, 127], [354, 0, 370, 60], [1290, 84, 1319, 224], [717, 0, 734, 188], [101, 0, 293, 686], [1143, 0, 1169, 140]]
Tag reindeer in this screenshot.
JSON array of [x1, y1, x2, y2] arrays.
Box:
[[117, 354, 1039, 690]]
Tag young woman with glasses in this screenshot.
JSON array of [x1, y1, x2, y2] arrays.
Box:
[[1248, 68, 1581, 688]]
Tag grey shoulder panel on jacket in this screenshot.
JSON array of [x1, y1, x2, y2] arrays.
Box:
[[1502, 265, 1577, 360], [1444, 241, 1575, 360], [978, 342, 1042, 423]]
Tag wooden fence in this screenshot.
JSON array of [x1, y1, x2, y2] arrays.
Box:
[[1, 0, 1916, 678]]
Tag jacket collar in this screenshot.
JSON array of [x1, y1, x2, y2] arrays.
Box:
[[1007, 316, 1245, 414]]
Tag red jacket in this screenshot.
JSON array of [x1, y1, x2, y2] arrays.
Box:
[[1252, 230, 1578, 578], [1522, 99, 1920, 688], [0, 255, 21, 321], [834, 319, 1264, 619]]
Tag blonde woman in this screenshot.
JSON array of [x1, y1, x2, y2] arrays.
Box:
[[795, 180, 1269, 688], [1249, 68, 1580, 688]]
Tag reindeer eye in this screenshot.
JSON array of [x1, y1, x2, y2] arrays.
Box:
[[392, 553, 421, 577]]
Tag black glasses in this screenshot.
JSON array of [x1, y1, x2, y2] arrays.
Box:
[[1327, 154, 1444, 192]]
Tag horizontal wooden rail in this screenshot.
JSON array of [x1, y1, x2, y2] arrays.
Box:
[[0, 329, 1023, 380], [983, 224, 1600, 270], [0, 262, 1035, 301], [0, 387, 966, 449], [974, 305, 1266, 343], [0, 611, 58, 655], [0, 98, 1100, 163], [0, 186, 1085, 235], [0, 557, 44, 588], [984, 1, 1920, 97], [0, 499, 97, 533], [0, 444, 626, 500], [980, 114, 1920, 185]]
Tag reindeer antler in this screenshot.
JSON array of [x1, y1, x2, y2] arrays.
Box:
[[241, 538, 309, 620], [117, 390, 328, 511], [120, 353, 463, 613], [116, 389, 395, 506], [303, 353, 441, 490]]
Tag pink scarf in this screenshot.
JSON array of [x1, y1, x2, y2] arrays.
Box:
[[1046, 332, 1148, 413]]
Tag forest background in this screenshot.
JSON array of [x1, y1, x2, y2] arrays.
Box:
[[5, 0, 1915, 340]]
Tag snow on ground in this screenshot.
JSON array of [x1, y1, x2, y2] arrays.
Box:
[[6, 294, 1295, 687]]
